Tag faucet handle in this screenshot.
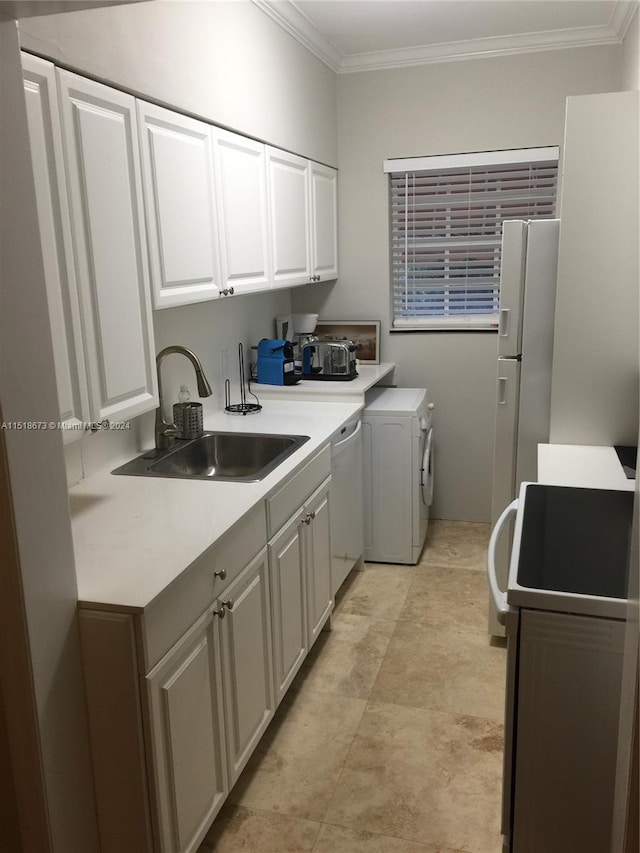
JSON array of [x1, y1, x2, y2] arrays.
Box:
[[159, 423, 179, 450]]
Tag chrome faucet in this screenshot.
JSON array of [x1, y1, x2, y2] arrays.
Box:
[[155, 346, 213, 451]]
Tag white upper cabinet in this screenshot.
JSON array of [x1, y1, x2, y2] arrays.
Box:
[[57, 70, 158, 423], [212, 128, 271, 296], [137, 101, 221, 308], [266, 147, 338, 288], [310, 162, 338, 282], [22, 55, 90, 440], [266, 147, 313, 288]]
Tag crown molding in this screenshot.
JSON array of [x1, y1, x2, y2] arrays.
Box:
[[254, 0, 639, 74], [252, 0, 342, 71]]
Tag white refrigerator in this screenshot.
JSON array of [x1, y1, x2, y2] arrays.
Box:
[[489, 218, 560, 636]]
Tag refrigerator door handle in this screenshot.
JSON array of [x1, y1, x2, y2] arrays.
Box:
[[499, 308, 510, 338], [487, 499, 518, 624], [497, 376, 508, 405]]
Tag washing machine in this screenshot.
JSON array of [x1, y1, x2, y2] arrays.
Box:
[[362, 387, 434, 564]]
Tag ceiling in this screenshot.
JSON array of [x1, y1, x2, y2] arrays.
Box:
[[256, 0, 638, 72]]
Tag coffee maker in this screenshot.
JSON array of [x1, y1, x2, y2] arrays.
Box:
[[275, 313, 319, 373]]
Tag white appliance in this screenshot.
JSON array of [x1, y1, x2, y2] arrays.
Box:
[[362, 387, 434, 564], [329, 417, 364, 595], [489, 218, 560, 635], [488, 482, 631, 852]]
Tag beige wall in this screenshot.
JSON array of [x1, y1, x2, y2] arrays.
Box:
[[622, 6, 640, 91], [19, 0, 338, 166], [294, 45, 622, 521]]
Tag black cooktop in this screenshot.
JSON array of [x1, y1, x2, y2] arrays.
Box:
[[518, 484, 633, 599], [614, 445, 637, 479]]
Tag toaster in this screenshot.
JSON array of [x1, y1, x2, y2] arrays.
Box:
[[301, 339, 358, 381]]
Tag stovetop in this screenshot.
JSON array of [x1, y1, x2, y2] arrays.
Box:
[[507, 483, 634, 618]]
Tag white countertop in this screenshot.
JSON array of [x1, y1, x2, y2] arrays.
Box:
[[252, 362, 396, 402], [69, 400, 361, 612], [537, 444, 635, 491]]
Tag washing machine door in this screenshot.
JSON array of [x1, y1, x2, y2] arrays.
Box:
[[420, 427, 434, 507]]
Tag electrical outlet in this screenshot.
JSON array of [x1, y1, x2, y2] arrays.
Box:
[[221, 348, 229, 379]]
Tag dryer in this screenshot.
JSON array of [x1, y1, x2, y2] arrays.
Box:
[[362, 387, 434, 565]]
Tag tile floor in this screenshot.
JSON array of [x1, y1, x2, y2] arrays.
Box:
[[198, 520, 507, 853]]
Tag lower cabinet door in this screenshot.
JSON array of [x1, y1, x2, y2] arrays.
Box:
[[513, 609, 625, 853], [218, 547, 275, 785], [305, 481, 333, 647], [269, 509, 308, 704], [145, 611, 228, 853]]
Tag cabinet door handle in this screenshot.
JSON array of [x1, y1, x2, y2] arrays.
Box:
[[214, 568, 227, 580], [309, 510, 316, 520], [303, 513, 312, 525], [213, 605, 226, 619], [228, 286, 234, 295], [222, 598, 234, 611]]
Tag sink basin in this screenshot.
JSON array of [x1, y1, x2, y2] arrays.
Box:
[[112, 431, 310, 482]]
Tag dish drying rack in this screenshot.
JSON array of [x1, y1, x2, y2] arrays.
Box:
[[225, 343, 262, 415]]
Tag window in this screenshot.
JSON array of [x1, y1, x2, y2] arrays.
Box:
[[385, 147, 559, 330]]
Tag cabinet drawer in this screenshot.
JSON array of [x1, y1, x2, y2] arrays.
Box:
[[267, 445, 331, 536], [140, 504, 267, 671]]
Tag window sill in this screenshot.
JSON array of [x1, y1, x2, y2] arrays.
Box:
[[390, 325, 499, 334]]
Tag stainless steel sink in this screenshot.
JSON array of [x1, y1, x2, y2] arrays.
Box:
[[112, 431, 310, 482]]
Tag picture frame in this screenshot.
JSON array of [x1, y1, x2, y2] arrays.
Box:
[[315, 320, 381, 364]]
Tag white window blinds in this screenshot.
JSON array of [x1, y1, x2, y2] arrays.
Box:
[[385, 148, 559, 329]]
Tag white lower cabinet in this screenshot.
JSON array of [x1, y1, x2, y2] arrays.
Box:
[[78, 449, 335, 853], [511, 609, 625, 853], [218, 547, 275, 786], [268, 457, 333, 705], [145, 612, 228, 853], [146, 549, 274, 853], [303, 481, 333, 646], [269, 507, 308, 703]]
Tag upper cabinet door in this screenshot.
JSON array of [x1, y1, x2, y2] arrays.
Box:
[[310, 162, 338, 282], [137, 101, 220, 308], [266, 147, 312, 288], [22, 55, 90, 440], [213, 128, 271, 296], [56, 70, 158, 423]]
